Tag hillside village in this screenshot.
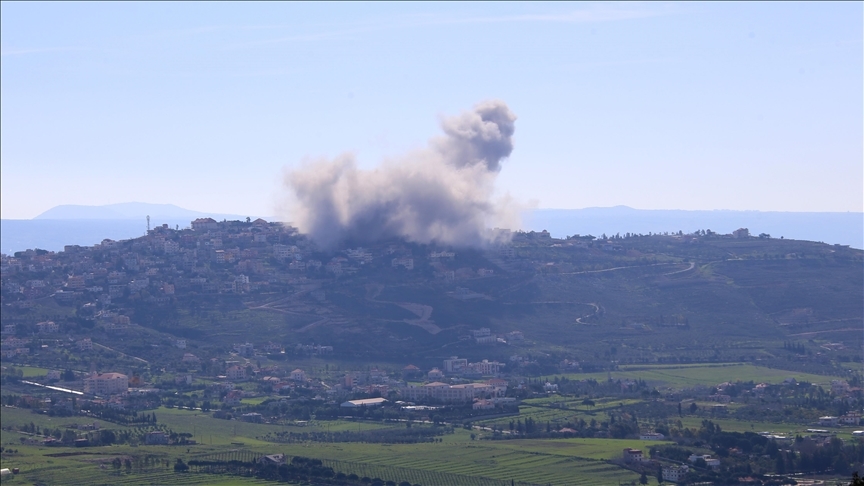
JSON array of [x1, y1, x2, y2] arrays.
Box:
[[1, 218, 862, 484]]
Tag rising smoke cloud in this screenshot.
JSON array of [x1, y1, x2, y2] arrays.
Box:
[[283, 100, 519, 249]]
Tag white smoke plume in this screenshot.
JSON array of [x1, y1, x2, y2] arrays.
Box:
[[283, 100, 519, 249]]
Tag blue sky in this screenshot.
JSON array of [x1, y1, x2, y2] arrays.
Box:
[[2, 2, 861, 219]]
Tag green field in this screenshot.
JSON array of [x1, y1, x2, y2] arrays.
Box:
[[0, 359, 854, 486], [552, 363, 841, 388], [1, 405, 653, 485]]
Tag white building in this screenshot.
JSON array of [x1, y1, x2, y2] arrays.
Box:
[[83, 372, 129, 396], [443, 357, 468, 373], [290, 369, 307, 382], [468, 360, 504, 375], [819, 416, 839, 427], [226, 365, 246, 381], [429, 251, 455, 259], [840, 412, 861, 425], [470, 328, 491, 338], [427, 368, 445, 380], [233, 274, 250, 293], [506, 330, 524, 341], [400, 382, 497, 403], [36, 321, 59, 333], [191, 218, 218, 231], [162, 240, 180, 254], [273, 244, 298, 261], [662, 465, 689, 482], [233, 342, 254, 357], [391, 257, 414, 270], [128, 278, 150, 293], [622, 448, 644, 463], [640, 432, 666, 440], [688, 454, 720, 469]]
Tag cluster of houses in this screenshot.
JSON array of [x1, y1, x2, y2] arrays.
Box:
[[623, 448, 721, 482], [0, 218, 477, 311], [208, 355, 514, 408], [0, 218, 517, 371], [1, 335, 32, 359], [667, 379, 864, 418], [623, 448, 692, 481], [817, 411, 861, 427]]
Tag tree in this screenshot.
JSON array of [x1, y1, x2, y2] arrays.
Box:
[[850, 472, 864, 486], [657, 465, 664, 484], [640, 472, 648, 485], [774, 454, 786, 474], [62, 430, 78, 444], [99, 430, 116, 445], [174, 458, 189, 472]]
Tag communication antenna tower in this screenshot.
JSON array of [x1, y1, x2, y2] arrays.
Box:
[[146, 215, 150, 232]]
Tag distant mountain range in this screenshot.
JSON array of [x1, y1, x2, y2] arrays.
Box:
[[2, 203, 266, 255], [1, 203, 861, 254], [34, 202, 252, 221]]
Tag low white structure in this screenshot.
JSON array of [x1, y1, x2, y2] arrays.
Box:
[[341, 398, 387, 408], [259, 454, 286, 466], [689, 454, 721, 469], [818, 416, 839, 427], [640, 432, 665, 440]]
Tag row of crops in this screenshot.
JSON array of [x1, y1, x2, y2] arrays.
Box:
[[320, 457, 542, 486]]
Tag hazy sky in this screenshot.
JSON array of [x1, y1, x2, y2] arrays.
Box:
[[2, 2, 861, 219]]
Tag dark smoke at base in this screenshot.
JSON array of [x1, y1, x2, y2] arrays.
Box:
[[283, 100, 520, 250]]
